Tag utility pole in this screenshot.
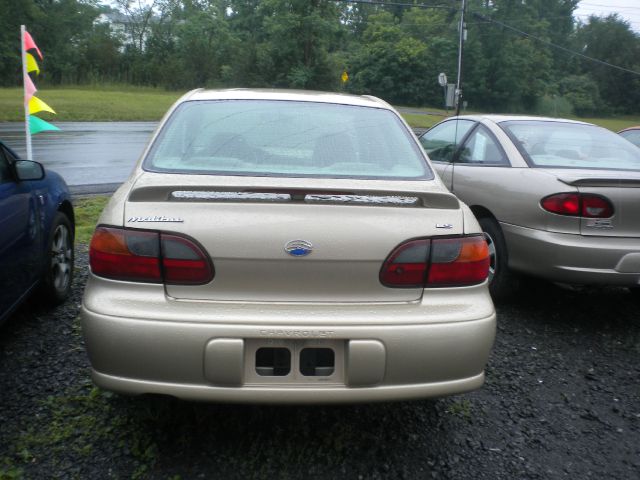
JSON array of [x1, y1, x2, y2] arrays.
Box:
[[455, 0, 466, 116]]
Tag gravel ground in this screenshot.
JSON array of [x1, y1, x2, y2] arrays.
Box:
[[1, 248, 639, 479]]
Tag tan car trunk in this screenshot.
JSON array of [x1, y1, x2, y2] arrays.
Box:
[[554, 169, 640, 238], [123, 174, 463, 303]]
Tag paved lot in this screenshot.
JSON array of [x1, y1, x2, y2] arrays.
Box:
[[0, 249, 638, 479], [0, 122, 156, 186]]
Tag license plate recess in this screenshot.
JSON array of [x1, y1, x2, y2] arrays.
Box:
[[244, 338, 345, 385]]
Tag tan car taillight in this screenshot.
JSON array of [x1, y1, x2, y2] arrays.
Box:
[[541, 193, 614, 218], [89, 227, 214, 285], [380, 235, 490, 288]]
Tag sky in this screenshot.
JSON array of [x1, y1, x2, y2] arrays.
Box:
[[574, 0, 640, 31]]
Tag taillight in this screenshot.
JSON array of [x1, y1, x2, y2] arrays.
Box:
[[89, 228, 162, 283], [581, 195, 614, 218], [427, 237, 490, 286], [90, 227, 214, 284], [379, 239, 430, 287], [380, 235, 489, 288], [161, 233, 213, 284], [541, 193, 614, 218]]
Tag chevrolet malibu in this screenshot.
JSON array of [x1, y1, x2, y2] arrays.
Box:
[[81, 89, 495, 403]]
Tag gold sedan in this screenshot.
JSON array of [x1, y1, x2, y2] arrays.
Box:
[[81, 90, 496, 404]]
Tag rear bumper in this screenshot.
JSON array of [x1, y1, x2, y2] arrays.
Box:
[[81, 274, 496, 404], [90, 370, 486, 404], [503, 223, 640, 286]]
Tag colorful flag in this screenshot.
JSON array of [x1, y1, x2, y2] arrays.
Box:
[[23, 30, 43, 60], [26, 53, 40, 75], [29, 116, 60, 135], [29, 96, 56, 115], [22, 25, 60, 159], [24, 75, 37, 105]]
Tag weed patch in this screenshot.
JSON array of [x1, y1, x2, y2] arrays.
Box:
[[74, 196, 109, 244], [446, 399, 472, 419]]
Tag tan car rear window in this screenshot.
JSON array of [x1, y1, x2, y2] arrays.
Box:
[[144, 100, 433, 180]]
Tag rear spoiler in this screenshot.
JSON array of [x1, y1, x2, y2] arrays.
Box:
[[128, 185, 461, 209], [558, 177, 640, 188]]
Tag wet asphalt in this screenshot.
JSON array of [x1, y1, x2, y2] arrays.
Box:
[[0, 122, 156, 188]]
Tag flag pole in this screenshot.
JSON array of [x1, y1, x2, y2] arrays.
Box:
[[21, 25, 33, 160]]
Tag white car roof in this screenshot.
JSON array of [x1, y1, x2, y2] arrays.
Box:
[[183, 88, 393, 110], [456, 114, 594, 126]]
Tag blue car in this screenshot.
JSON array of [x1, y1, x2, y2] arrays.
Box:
[[0, 141, 75, 324]]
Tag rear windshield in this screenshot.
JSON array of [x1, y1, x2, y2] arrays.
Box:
[[144, 100, 432, 180], [500, 120, 640, 171]]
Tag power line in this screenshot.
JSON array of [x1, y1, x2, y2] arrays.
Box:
[[470, 11, 640, 77], [577, 9, 640, 18], [369, 13, 640, 25], [339, 0, 458, 11], [579, 2, 640, 10]]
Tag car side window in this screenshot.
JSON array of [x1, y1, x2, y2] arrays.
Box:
[[0, 147, 13, 184], [458, 125, 508, 165], [620, 130, 640, 148], [419, 120, 474, 163]]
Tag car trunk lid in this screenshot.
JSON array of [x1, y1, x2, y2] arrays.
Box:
[[123, 173, 463, 302], [552, 169, 640, 238]]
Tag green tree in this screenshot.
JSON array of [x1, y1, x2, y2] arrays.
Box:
[[574, 15, 640, 113], [464, 0, 560, 110], [558, 74, 603, 116], [0, 0, 41, 86], [255, 0, 343, 89], [81, 23, 124, 83], [347, 11, 431, 105]]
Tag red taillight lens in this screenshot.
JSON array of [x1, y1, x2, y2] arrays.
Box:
[[541, 193, 580, 216], [89, 227, 213, 285], [541, 193, 613, 218], [581, 195, 614, 218], [161, 234, 214, 284], [90, 227, 162, 282], [379, 239, 430, 287], [380, 235, 489, 288], [427, 236, 490, 287]]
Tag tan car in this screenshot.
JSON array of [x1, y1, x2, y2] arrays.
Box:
[[419, 115, 640, 299], [81, 90, 496, 404]]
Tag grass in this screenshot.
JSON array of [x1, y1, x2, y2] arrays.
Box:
[[575, 116, 640, 132], [3, 85, 640, 130], [446, 399, 472, 419], [74, 196, 109, 244], [0, 85, 183, 122], [401, 113, 446, 129], [6, 384, 160, 480]]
